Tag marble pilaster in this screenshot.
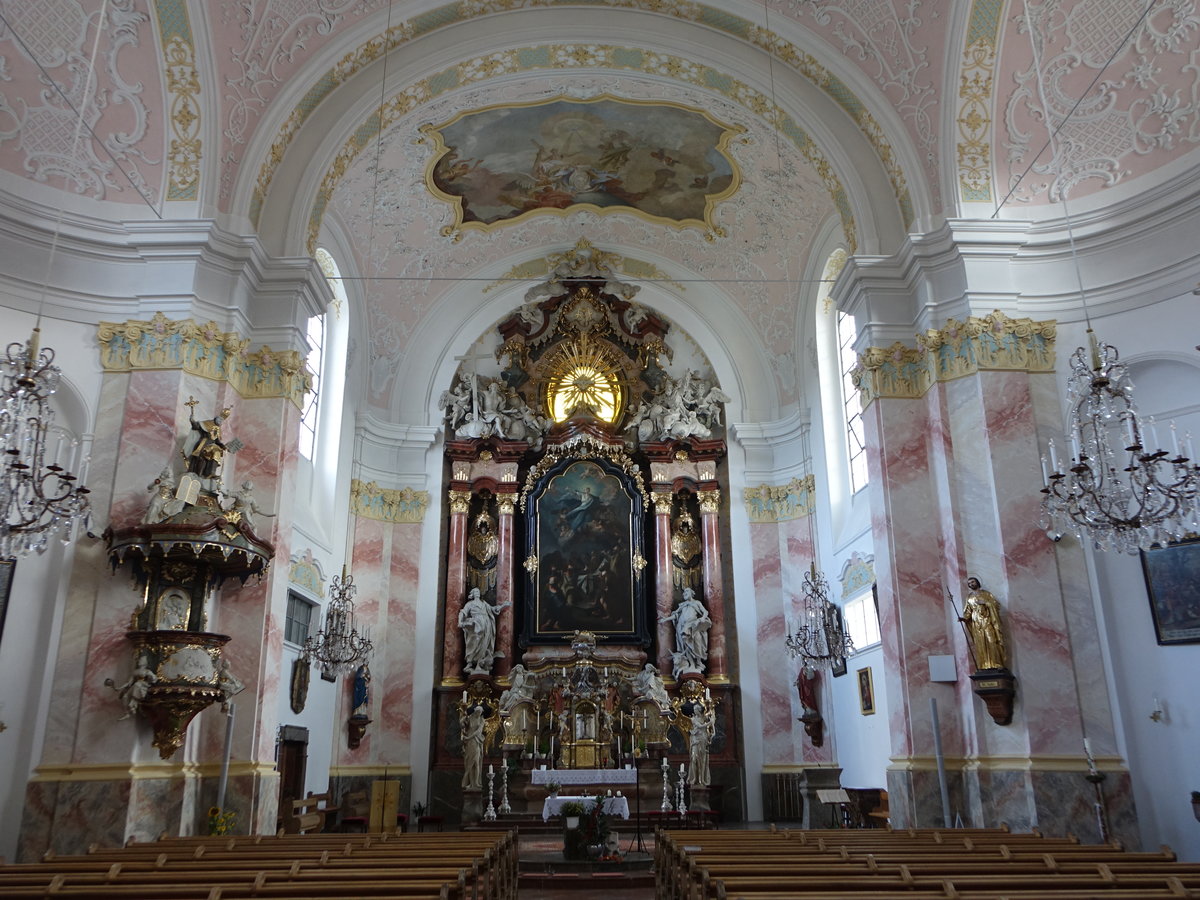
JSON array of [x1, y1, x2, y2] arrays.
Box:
[[494, 491, 517, 676], [652, 492, 674, 676], [441, 488, 471, 683], [697, 487, 726, 679]]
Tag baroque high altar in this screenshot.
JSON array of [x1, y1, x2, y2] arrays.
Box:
[[432, 240, 732, 806]]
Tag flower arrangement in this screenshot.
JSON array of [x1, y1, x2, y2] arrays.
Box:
[[563, 795, 611, 860], [207, 806, 236, 836], [545, 781, 562, 796]]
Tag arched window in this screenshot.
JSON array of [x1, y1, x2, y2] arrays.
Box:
[[306, 249, 348, 461], [836, 309, 869, 494]]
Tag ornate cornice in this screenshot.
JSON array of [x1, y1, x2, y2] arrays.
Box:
[[152, 0, 201, 201], [743, 474, 815, 524], [351, 479, 431, 523], [96, 312, 312, 407], [852, 311, 1056, 408]]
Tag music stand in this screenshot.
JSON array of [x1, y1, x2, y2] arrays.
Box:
[[626, 760, 648, 855], [817, 788, 852, 828]]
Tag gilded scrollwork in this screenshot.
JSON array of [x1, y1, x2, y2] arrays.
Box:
[[350, 480, 432, 523], [697, 489, 720, 514], [97, 313, 311, 407], [520, 434, 647, 511], [154, 0, 202, 201], [744, 475, 816, 524], [853, 311, 1056, 408]]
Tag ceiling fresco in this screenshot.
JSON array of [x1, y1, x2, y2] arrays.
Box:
[[325, 73, 833, 410], [423, 96, 743, 237]]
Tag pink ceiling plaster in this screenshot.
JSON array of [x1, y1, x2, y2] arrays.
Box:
[[775, 0, 947, 213], [213, 0, 386, 206], [996, 0, 1200, 205], [0, 0, 165, 204], [325, 78, 833, 412]]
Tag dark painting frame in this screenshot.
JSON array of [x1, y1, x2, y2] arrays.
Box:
[[1140, 537, 1200, 645], [0, 558, 12, 645], [522, 457, 648, 645]]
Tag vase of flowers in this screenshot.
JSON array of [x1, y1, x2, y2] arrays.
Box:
[[560, 800, 585, 832], [545, 781, 561, 798], [207, 806, 236, 836]]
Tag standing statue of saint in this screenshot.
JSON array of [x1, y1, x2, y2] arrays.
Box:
[[960, 576, 1007, 670], [183, 401, 233, 479], [659, 587, 712, 678], [460, 703, 486, 791], [458, 588, 511, 675], [687, 706, 715, 787]]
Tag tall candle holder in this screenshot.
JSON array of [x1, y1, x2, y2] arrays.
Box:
[[499, 757, 512, 815], [660, 757, 673, 813], [676, 767, 688, 817], [484, 768, 497, 821]]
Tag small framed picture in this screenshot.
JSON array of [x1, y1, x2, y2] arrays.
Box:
[[0, 557, 14, 645], [831, 655, 848, 678], [857, 666, 875, 715], [1140, 538, 1200, 645]]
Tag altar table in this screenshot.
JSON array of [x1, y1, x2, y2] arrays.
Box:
[[531, 768, 637, 785]]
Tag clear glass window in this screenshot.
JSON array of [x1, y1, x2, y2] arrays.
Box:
[[843, 588, 881, 651], [285, 590, 317, 645], [837, 311, 869, 493]]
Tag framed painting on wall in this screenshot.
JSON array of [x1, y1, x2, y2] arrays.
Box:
[[1140, 537, 1200, 645], [857, 666, 875, 715]]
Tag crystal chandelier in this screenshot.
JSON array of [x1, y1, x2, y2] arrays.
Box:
[[303, 567, 372, 674], [1, 328, 92, 557], [1041, 331, 1199, 554], [785, 563, 854, 669]]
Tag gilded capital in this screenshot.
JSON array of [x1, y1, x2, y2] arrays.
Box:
[[449, 489, 472, 515], [698, 489, 721, 513], [497, 496, 517, 516], [651, 492, 674, 516]]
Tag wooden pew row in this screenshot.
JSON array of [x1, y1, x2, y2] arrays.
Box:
[[656, 830, 1198, 900], [1, 832, 514, 900]]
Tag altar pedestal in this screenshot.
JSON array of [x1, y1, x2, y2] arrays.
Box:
[[689, 785, 712, 812], [462, 789, 483, 824]]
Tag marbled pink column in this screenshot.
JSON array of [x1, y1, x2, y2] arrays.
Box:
[[652, 492, 674, 676], [441, 488, 471, 683], [698, 487, 726, 678], [494, 491, 517, 676]]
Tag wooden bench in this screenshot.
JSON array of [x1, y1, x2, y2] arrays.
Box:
[[280, 791, 337, 834]]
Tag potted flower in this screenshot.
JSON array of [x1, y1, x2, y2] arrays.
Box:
[[545, 781, 561, 798], [1191, 791, 1200, 822], [560, 800, 586, 831]]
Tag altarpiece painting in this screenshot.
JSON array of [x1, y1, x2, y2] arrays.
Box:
[[523, 457, 647, 644]]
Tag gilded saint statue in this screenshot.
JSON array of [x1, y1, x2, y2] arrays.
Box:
[[182, 397, 242, 482], [960, 576, 1007, 671], [467, 510, 499, 597], [670, 512, 702, 593]]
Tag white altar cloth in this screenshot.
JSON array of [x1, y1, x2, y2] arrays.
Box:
[[541, 796, 631, 821], [531, 769, 637, 785]]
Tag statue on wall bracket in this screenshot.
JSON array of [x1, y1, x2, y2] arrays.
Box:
[[950, 576, 1017, 726]]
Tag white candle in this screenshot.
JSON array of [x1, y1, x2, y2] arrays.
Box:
[[1040, 455, 1049, 484], [1147, 417, 1161, 450], [1048, 439, 1059, 472], [705, 687, 711, 701], [462, 691, 467, 703], [679, 762, 685, 773], [1185, 431, 1195, 462], [488, 764, 494, 774], [1171, 421, 1181, 457], [1125, 416, 1138, 448], [617, 735, 622, 760]]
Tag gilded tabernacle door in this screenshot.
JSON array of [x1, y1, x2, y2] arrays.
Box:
[[521, 457, 649, 646]]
